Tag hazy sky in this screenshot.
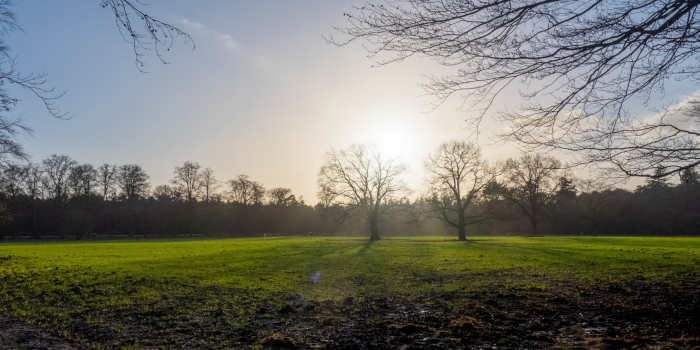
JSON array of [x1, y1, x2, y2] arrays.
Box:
[[7, 1, 698, 201]]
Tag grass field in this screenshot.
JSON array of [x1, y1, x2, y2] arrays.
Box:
[[1, 236, 700, 348]]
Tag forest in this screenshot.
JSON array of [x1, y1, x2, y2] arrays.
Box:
[[1, 147, 698, 240]]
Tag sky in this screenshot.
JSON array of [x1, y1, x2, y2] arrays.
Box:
[[6, 1, 698, 201]]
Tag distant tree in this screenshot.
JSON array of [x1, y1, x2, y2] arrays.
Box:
[[318, 145, 406, 241], [548, 175, 579, 234], [199, 167, 218, 202], [425, 141, 496, 241], [556, 176, 577, 200], [228, 175, 265, 206], [488, 154, 561, 235], [172, 161, 201, 202], [268, 187, 298, 207], [21, 162, 43, 234], [0, 164, 26, 199], [680, 167, 699, 185], [42, 154, 77, 200], [153, 184, 180, 201], [117, 164, 149, 200], [96, 164, 118, 200], [68, 164, 97, 197], [23, 163, 43, 200], [637, 167, 671, 193]]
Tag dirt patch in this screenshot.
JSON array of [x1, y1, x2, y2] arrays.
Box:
[[0, 314, 78, 350], [3, 276, 700, 349], [255, 276, 700, 349]]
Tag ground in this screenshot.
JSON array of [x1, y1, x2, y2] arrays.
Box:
[[1, 236, 699, 349]]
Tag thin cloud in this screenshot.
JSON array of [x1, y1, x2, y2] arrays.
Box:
[[640, 89, 700, 129], [182, 18, 241, 53]]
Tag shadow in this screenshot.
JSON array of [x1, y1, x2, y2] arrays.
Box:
[[387, 238, 460, 243], [355, 239, 375, 255]]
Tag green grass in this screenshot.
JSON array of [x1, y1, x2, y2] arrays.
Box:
[[1, 236, 699, 346]]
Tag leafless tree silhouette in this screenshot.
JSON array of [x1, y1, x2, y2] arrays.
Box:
[[42, 154, 76, 201], [228, 175, 265, 206], [97, 164, 118, 200], [172, 161, 202, 202], [318, 145, 406, 241], [68, 164, 97, 197], [487, 153, 561, 235], [0, 163, 25, 199], [426, 141, 497, 241], [268, 187, 298, 207], [199, 167, 218, 202], [336, 0, 700, 178], [117, 164, 150, 200]]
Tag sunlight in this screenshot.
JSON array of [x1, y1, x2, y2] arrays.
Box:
[[364, 110, 417, 159]]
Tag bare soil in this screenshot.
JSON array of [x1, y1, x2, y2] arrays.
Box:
[[0, 315, 76, 350], [258, 276, 700, 349], [2, 275, 700, 349]]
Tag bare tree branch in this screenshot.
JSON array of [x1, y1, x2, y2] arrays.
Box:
[[336, 0, 700, 178]]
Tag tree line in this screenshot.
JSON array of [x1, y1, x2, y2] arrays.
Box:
[[0, 143, 698, 240]]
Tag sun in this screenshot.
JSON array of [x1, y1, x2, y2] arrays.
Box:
[[364, 111, 416, 158], [374, 126, 410, 157]]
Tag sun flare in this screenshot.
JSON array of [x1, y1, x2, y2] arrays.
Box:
[[362, 111, 417, 159]]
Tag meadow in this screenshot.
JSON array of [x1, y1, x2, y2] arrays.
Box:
[[1, 236, 699, 349]]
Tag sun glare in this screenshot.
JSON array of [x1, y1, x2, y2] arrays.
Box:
[[362, 111, 417, 159]]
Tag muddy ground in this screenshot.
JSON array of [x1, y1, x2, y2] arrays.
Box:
[[0, 315, 76, 350], [2, 275, 700, 349]]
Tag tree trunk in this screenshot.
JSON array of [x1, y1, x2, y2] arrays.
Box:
[[530, 216, 538, 236], [457, 210, 466, 241], [31, 200, 37, 236], [369, 211, 380, 241]]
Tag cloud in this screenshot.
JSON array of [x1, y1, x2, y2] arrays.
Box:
[[182, 18, 241, 53], [640, 89, 700, 129]]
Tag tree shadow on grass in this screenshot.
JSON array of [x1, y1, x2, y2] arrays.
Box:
[[387, 238, 461, 243], [355, 239, 375, 255]]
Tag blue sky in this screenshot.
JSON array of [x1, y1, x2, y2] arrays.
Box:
[[6, 1, 698, 200]]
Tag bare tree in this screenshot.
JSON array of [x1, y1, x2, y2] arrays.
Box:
[[228, 175, 265, 206], [42, 154, 77, 200], [172, 161, 201, 202], [0, 163, 26, 199], [426, 141, 497, 241], [97, 164, 118, 200], [153, 184, 181, 201], [22, 162, 43, 234], [337, 0, 700, 178], [680, 166, 699, 185], [488, 153, 561, 235], [268, 187, 298, 207], [318, 145, 406, 241], [117, 164, 149, 200], [68, 164, 97, 198], [199, 167, 218, 202], [23, 163, 43, 201]]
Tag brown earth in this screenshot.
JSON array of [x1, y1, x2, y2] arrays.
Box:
[[0, 315, 76, 350], [258, 276, 700, 349], [2, 276, 700, 349]]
